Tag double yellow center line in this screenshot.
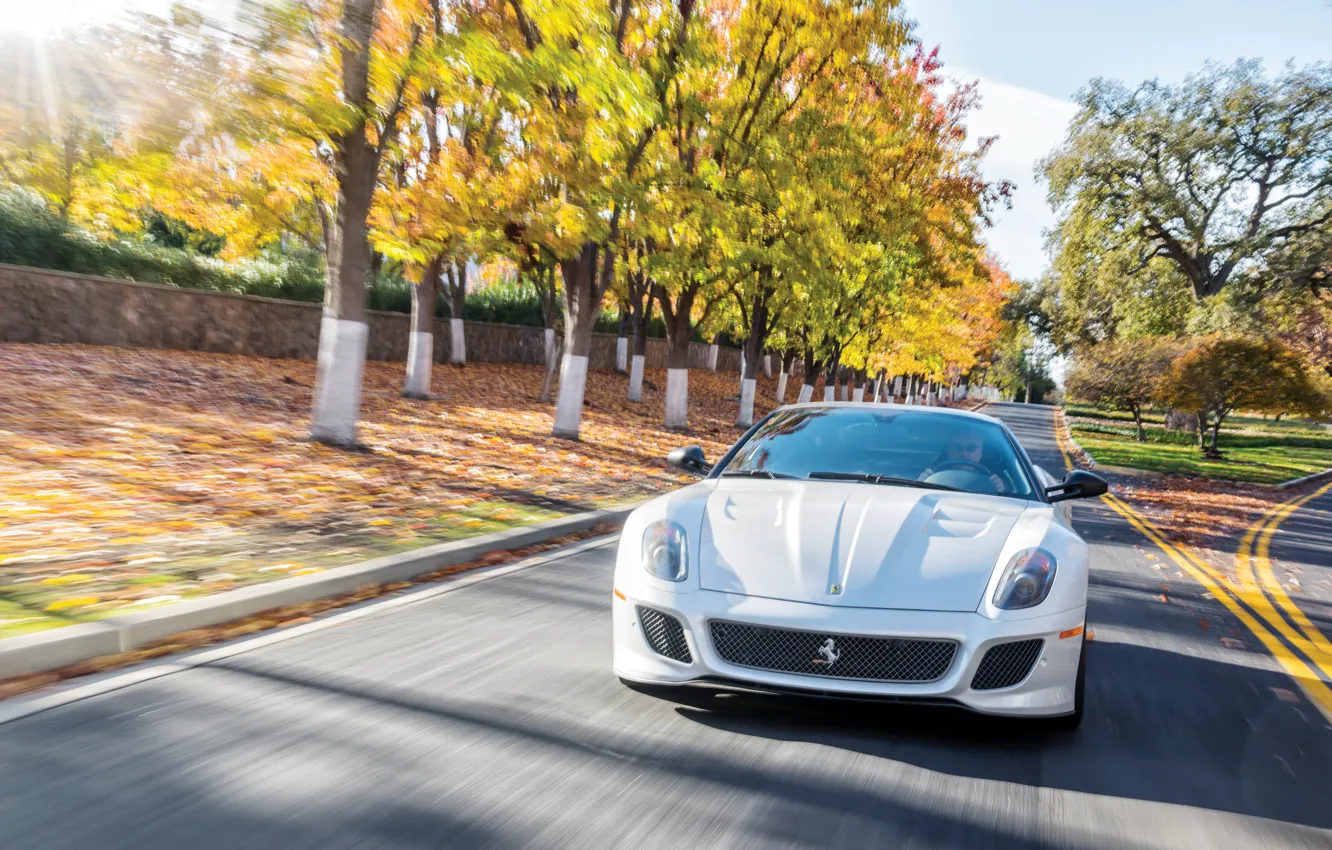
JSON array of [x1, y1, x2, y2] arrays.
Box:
[[1052, 412, 1332, 723]]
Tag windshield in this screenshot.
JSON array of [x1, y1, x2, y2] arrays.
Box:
[[719, 407, 1036, 499]]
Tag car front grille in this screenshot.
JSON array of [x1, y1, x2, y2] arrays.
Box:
[[637, 606, 692, 663], [970, 639, 1044, 690], [708, 620, 956, 683]]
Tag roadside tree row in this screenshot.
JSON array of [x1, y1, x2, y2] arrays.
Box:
[[0, 0, 1015, 442]]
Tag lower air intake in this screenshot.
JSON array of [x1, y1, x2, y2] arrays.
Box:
[[637, 606, 692, 663], [971, 639, 1044, 690]]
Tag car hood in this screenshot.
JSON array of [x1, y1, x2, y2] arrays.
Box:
[[697, 479, 1028, 612]]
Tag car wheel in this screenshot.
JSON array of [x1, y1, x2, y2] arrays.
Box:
[[1049, 637, 1086, 731]]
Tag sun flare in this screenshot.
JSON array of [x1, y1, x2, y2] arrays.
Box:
[[0, 0, 169, 38]]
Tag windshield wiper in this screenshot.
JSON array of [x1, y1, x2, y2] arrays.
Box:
[[807, 471, 962, 492], [719, 469, 797, 479]]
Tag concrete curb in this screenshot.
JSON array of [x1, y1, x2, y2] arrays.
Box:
[[1092, 464, 1166, 479], [0, 533, 622, 723], [0, 500, 648, 680], [1275, 468, 1332, 490], [1055, 410, 1098, 470]]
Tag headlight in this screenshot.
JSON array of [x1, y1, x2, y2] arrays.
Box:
[[642, 520, 688, 582], [993, 548, 1057, 610]]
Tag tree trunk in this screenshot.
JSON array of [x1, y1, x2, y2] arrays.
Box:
[[664, 329, 691, 430], [553, 242, 610, 439], [309, 0, 380, 448], [822, 360, 838, 402], [852, 370, 866, 403], [656, 282, 699, 430], [628, 292, 651, 402], [1131, 405, 1146, 442], [776, 349, 795, 403], [615, 309, 629, 374], [540, 336, 563, 403], [625, 251, 652, 402], [799, 346, 819, 404], [445, 261, 467, 366], [402, 257, 440, 399], [736, 295, 768, 427], [532, 262, 560, 365]]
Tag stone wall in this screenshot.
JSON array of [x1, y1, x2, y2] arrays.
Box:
[[0, 263, 747, 372]]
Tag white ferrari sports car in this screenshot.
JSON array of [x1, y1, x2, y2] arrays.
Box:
[[612, 403, 1107, 728]]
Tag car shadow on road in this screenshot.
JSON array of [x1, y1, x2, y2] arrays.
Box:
[[664, 637, 1332, 833]]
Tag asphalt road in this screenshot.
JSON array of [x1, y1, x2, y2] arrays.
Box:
[[1265, 483, 1332, 640], [2, 403, 1330, 849]]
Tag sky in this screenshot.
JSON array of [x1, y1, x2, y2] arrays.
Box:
[[908, 0, 1332, 280], [1, 0, 1327, 281]]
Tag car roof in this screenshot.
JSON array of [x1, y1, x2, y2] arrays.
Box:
[[776, 401, 1005, 427]]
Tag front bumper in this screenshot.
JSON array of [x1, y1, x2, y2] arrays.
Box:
[[612, 587, 1084, 717]]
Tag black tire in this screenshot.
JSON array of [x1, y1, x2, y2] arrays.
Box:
[[1049, 637, 1087, 731]]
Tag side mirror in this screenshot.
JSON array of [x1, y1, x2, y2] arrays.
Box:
[[667, 445, 712, 475], [1045, 470, 1108, 503]]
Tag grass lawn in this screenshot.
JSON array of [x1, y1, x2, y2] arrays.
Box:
[[1069, 419, 1332, 484], [1065, 402, 1329, 438], [0, 344, 792, 637]]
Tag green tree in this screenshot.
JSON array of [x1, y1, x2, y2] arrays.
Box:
[[216, 0, 431, 446], [1162, 337, 1327, 457], [1041, 61, 1332, 339], [1065, 338, 1180, 441]]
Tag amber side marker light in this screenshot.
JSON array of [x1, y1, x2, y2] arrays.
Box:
[[613, 588, 626, 600], [1059, 625, 1084, 639]]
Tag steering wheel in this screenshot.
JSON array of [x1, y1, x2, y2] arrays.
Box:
[[931, 459, 992, 476]]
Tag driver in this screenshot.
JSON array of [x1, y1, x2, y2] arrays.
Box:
[[919, 427, 1007, 493]]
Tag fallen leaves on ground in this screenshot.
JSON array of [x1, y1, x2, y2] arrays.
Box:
[[0, 343, 789, 634], [1115, 476, 1280, 579]]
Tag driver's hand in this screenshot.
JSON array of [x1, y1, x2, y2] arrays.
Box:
[[989, 473, 1006, 493]]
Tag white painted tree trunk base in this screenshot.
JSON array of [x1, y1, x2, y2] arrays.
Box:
[[775, 371, 788, 403], [707, 344, 719, 372], [628, 354, 645, 402], [665, 368, 689, 430], [823, 386, 835, 402], [736, 378, 757, 427], [798, 384, 814, 404], [449, 318, 466, 365], [762, 354, 772, 377], [544, 327, 556, 363], [615, 337, 628, 373], [402, 331, 433, 398], [893, 376, 903, 396], [310, 317, 369, 446], [553, 354, 589, 439], [852, 386, 865, 403]]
